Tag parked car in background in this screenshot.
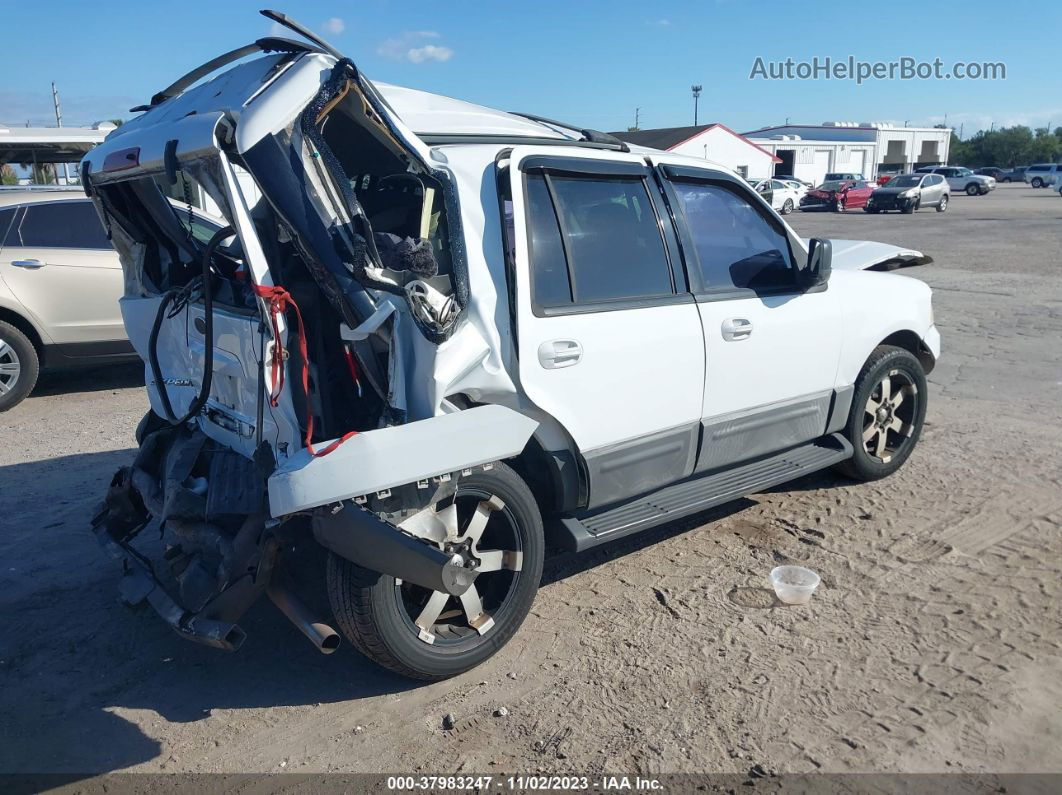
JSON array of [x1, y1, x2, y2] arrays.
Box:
[[800, 179, 874, 212], [779, 179, 809, 201], [865, 173, 949, 214], [84, 9, 940, 680], [915, 166, 995, 195], [825, 172, 866, 182], [749, 178, 803, 214], [974, 167, 1006, 180], [876, 175, 893, 186], [0, 190, 137, 410], [1023, 163, 1062, 188], [999, 166, 1027, 183], [774, 174, 813, 188]]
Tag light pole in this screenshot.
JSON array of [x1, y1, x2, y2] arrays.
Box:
[[691, 85, 702, 126]]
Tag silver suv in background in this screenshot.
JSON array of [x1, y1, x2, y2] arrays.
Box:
[[866, 172, 949, 213], [1024, 163, 1062, 188], [0, 190, 135, 410], [915, 166, 995, 195]]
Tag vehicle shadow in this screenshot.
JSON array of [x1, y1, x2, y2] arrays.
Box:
[[0, 449, 421, 776], [32, 361, 144, 397]]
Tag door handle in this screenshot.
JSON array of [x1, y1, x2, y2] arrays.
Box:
[[721, 317, 753, 341], [11, 259, 45, 269], [538, 339, 582, 369]]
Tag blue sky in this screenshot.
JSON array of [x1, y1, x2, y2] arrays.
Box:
[[2, 0, 1057, 136]]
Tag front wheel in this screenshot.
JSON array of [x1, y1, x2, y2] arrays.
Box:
[[1031, 177, 1043, 188], [936, 194, 949, 212], [327, 462, 544, 680], [835, 345, 928, 482]]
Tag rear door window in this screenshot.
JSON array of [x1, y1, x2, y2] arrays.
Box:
[[669, 180, 796, 293], [14, 201, 111, 249], [525, 172, 674, 308]]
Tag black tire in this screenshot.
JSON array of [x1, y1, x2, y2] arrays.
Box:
[[835, 345, 928, 482], [0, 321, 39, 412], [781, 199, 794, 215], [965, 183, 979, 196], [864, 206, 880, 214], [901, 199, 917, 214], [327, 461, 544, 680], [936, 194, 949, 212], [1031, 177, 1043, 188], [1002, 177, 1011, 183]]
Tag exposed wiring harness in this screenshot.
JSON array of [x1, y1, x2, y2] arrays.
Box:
[[147, 226, 234, 426]]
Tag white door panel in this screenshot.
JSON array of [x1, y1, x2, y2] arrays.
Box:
[[518, 304, 704, 451], [0, 247, 124, 344], [698, 290, 841, 418], [506, 145, 705, 461]]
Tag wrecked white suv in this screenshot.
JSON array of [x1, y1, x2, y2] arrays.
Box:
[[86, 11, 940, 680]]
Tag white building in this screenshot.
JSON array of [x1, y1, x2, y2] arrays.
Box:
[[612, 124, 781, 179], [0, 122, 117, 185], [743, 122, 953, 184]]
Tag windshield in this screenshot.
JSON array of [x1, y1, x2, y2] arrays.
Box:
[[818, 180, 845, 191], [889, 176, 922, 188]]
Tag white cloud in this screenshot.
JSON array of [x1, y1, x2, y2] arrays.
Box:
[[322, 17, 345, 35], [407, 44, 453, 64], [377, 31, 453, 64], [925, 109, 1062, 135], [649, 18, 672, 27]]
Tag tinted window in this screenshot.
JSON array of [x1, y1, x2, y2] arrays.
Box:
[[1029, 165, 1048, 171], [525, 175, 571, 307], [0, 207, 17, 247], [671, 181, 795, 292], [14, 201, 111, 249], [530, 174, 674, 305], [890, 176, 922, 188]]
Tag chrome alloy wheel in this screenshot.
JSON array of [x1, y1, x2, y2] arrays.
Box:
[[862, 369, 919, 463], [396, 488, 524, 646], [0, 337, 22, 397]]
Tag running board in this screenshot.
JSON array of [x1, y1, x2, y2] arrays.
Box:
[[557, 434, 853, 552]]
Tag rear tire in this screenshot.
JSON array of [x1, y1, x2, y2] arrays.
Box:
[[0, 321, 38, 412], [327, 462, 544, 680], [835, 345, 927, 482], [936, 195, 949, 212], [1031, 177, 1043, 188], [781, 199, 794, 215]]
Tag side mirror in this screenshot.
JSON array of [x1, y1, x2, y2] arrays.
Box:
[[802, 237, 832, 289]]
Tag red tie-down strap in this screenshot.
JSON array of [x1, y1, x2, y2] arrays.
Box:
[[253, 284, 358, 457]]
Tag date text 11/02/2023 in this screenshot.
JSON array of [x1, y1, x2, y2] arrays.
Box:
[[386, 775, 663, 791]]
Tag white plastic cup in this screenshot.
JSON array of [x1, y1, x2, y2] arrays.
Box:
[[769, 565, 821, 605]]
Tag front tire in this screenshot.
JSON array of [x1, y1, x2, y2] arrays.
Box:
[[1031, 177, 1043, 188], [835, 345, 927, 482], [0, 321, 39, 412], [327, 462, 544, 680]]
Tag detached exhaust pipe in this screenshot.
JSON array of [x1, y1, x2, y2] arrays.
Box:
[[267, 571, 341, 655], [313, 503, 477, 596]]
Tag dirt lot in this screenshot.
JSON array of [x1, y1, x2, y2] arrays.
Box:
[[1, 183, 1060, 778]]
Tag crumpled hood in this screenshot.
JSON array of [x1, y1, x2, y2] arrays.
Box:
[[801, 238, 932, 270]]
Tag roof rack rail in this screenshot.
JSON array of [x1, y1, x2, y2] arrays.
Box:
[[508, 112, 630, 152], [418, 133, 630, 152], [130, 37, 320, 112]]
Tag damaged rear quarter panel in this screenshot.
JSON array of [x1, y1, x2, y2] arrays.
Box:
[[267, 404, 539, 516]]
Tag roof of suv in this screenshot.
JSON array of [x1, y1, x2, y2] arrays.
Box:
[[0, 189, 86, 208]]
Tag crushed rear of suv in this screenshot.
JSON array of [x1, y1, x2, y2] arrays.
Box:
[[85, 10, 939, 679]]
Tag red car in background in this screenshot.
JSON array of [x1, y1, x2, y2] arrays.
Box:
[[799, 179, 875, 212]]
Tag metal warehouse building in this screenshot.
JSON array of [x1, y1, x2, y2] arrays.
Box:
[[743, 122, 953, 184]]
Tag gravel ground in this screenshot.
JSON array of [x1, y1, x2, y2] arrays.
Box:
[[1, 183, 1060, 777]]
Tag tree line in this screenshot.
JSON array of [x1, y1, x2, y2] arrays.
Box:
[[949, 126, 1062, 167]]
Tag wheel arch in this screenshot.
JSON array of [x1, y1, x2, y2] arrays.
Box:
[[878, 329, 936, 374], [0, 305, 45, 360]]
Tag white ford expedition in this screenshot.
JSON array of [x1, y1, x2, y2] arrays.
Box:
[[87, 11, 940, 679]]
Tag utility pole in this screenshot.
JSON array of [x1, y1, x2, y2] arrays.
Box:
[[691, 85, 702, 126], [634, 107, 640, 130], [959, 122, 964, 140], [52, 81, 71, 185]]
